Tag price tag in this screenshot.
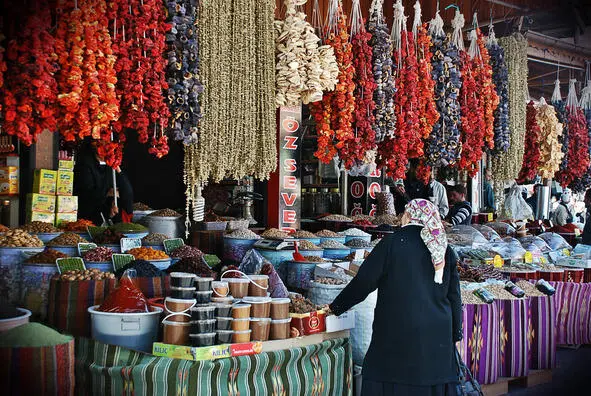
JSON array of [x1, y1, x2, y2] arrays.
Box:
[[78, 242, 98, 256], [112, 254, 135, 272], [203, 254, 221, 268], [87, 226, 107, 242], [487, 213, 494, 222], [56, 257, 86, 274], [120, 238, 142, 253], [164, 238, 185, 254], [524, 251, 533, 264], [539, 256, 548, 265], [562, 248, 571, 257], [493, 255, 503, 268], [354, 249, 365, 261]]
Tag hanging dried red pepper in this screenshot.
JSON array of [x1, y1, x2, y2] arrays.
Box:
[[517, 101, 541, 183], [555, 106, 591, 186]]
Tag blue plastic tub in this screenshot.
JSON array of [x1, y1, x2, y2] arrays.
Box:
[[148, 259, 172, 271], [0, 247, 44, 304], [48, 246, 78, 257], [299, 250, 324, 260], [85, 261, 113, 272], [223, 238, 259, 264], [123, 231, 150, 240], [256, 249, 296, 268], [344, 235, 371, 244], [295, 237, 321, 246], [286, 261, 317, 290], [319, 236, 347, 245], [33, 232, 63, 244], [142, 244, 164, 251], [323, 248, 351, 260], [21, 262, 58, 318]]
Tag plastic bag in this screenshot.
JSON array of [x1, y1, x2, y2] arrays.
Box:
[[485, 237, 527, 260], [472, 224, 502, 241], [518, 236, 552, 254], [98, 269, 149, 313], [446, 225, 489, 248], [485, 222, 517, 237], [238, 249, 266, 275], [538, 232, 572, 251], [572, 243, 591, 258], [500, 183, 534, 220]]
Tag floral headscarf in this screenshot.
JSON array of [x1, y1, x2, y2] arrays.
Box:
[[405, 199, 448, 283]]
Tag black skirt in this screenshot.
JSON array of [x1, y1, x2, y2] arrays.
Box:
[[361, 380, 460, 396]]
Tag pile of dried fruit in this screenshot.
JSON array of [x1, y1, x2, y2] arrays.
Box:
[[53, 269, 115, 282], [261, 228, 290, 240], [298, 240, 321, 250], [170, 245, 203, 260], [25, 248, 69, 263], [316, 229, 339, 237], [289, 294, 320, 314], [47, 232, 88, 246], [128, 247, 169, 261], [0, 230, 43, 247], [60, 219, 95, 232], [20, 221, 58, 233], [141, 233, 170, 245], [148, 209, 181, 218], [83, 247, 114, 263]]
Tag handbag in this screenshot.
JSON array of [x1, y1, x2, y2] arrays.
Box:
[[455, 347, 484, 396]]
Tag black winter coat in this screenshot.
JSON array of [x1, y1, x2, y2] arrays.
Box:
[[330, 225, 463, 386]]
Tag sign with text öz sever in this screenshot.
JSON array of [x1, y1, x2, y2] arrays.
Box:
[[277, 107, 302, 232], [347, 168, 382, 217]]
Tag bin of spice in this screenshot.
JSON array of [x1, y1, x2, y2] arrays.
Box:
[[286, 261, 318, 290], [223, 229, 261, 264]]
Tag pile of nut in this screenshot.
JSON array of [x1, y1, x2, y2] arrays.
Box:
[[298, 240, 321, 250], [319, 240, 348, 249], [516, 280, 545, 297], [291, 230, 316, 238], [149, 209, 182, 217], [289, 294, 320, 314], [372, 214, 401, 226], [83, 247, 114, 262], [314, 276, 347, 285], [0, 229, 44, 247], [54, 269, 115, 281], [460, 289, 488, 305], [302, 255, 325, 262], [25, 248, 69, 263], [261, 228, 290, 240], [484, 284, 522, 300], [133, 202, 152, 211], [127, 247, 169, 260], [20, 221, 58, 233], [316, 229, 339, 237], [47, 232, 88, 246], [142, 233, 170, 245], [321, 214, 352, 222]]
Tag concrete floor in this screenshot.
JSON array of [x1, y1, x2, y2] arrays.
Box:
[[509, 346, 591, 395]]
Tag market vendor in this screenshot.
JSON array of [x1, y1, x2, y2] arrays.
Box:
[[447, 184, 473, 226], [552, 189, 574, 226], [428, 177, 449, 219], [328, 199, 462, 396], [74, 140, 134, 225], [583, 189, 591, 245], [483, 169, 495, 211]]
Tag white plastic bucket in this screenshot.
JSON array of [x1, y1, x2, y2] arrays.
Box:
[[88, 305, 163, 352]]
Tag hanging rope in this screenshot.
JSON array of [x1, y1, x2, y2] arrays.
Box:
[[429, 8, 445, 37], [391, 0, 406, 52], [450, 8, 465, 52], [551, 76, 562, 103], [349, 0, 363, 37], [566, 78, 579, 112], [580, 62, 591, 110], [412, 0, 422, 37], [312, 0, 324, 40], [325, 0, 340, 38]]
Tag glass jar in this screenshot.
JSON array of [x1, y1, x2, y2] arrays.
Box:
[[330, 188, 341, 213], [315, 188, 330, 214]]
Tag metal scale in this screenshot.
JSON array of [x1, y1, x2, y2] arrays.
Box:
[[253, 239, 296, 250]]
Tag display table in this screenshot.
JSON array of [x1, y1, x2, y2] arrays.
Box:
[[75, 331, 352, 396], [551, 281, 591, 345]]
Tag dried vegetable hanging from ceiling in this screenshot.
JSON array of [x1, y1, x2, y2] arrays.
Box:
[[571, 78, 591, 192], [486, 23, 510, 155], [367, 0, 395, 144], [309, 0, 355, 164], [555, 80, 590, 187], [0, 35, 5, 113], [517, 101, 541, 183], [339, 0, 376, 169], [424, 9, 462, 168], [535, 97, 563, 180], [1, 0, 58, 146], [164, 0, 202, 148], [274, 0, 338, 108]]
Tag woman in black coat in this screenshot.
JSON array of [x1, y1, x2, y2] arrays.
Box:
[[329, 199, 463, 396]]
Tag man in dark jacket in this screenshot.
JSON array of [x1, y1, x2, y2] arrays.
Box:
[[582, 189, 591, 245], [447, 184, 472, 226]]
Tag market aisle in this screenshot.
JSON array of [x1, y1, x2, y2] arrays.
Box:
[[509, 346, 591, 395]]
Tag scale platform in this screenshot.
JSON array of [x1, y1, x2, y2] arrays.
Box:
[[253, 239, 296, 251]]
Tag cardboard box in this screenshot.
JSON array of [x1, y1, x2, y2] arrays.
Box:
[[27, 193, 56, 213], [152, 342, 261, 361], [33, 169, 57, 195], [0, 166, 18, 195], [56, 195, 78, 213], [55, 212, 77, 227], [58, 159, 74, 171], [57, 170, 74, 196], [290, 311, 326, 337], [325, 311, 356, 333], [27, 211, 55, 224]]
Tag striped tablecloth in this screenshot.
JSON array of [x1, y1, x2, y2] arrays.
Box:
[[551, 281, 591, 345], [496, 299, 530, 378], [75, 337, 352, 396], [528, 296, 556, 369]]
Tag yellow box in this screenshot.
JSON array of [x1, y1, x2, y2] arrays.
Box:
[[55, 212, 77, 227], [0, 166, 18, 195], [57, 170, 74, 196], [0, 166, 18, 180], [58, 160, 74, 171], [56, 196, 78, 213], [27, 193, 56, 213], [27, 211, 55, 224], [33, 169, 57, 195]]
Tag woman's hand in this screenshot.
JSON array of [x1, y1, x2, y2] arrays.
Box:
[[110, 204, 119, 218], [322, 304, 333, 315]]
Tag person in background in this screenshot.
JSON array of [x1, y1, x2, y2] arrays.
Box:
[[483, 169, 495, 211], [447, 184, 473, 226], [526, 184, 543, 217], [428, 177, 449, 219], [74, 140, 134, 225], [552, 189, 574, 226], [392, 179, 410, 215], [329, 199, 462, 396], [582, 189, 591, 244]]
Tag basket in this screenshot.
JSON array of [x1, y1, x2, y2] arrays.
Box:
[[286, 261, 317, 290]]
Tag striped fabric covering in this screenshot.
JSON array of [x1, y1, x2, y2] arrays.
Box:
[[551, 281, 591, 345], [134, 276, 170, 299], [0, 339, 75, 396], [75, 337, 353, 396], [528, 296, 556, 369], [459, 303, 500, 385], [496, 299, 530, 378]]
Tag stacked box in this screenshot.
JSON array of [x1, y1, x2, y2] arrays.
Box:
[[55, 213, 77, 227], [56, 196, 78, 213], [0, 166, 19, 195], [27, 211, 56, 224], [58, 159, 74, 171], [57, 170, 74, 196], [33, 169, 57, 195]]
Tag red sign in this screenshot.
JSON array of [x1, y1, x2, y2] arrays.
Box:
[[230, 342, 263, 357], [277, 107, 302, 232]]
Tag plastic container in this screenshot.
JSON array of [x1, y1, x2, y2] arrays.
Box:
[[147, 259, 171, 271], [211, 296, 234, 305], [195, 291, 213, 304], [322, 248, 351, 260], [232, 330, 251, 343], [256, 249, 296, 269], [33, 232, 62, 244], [242, 297, 271, 318], [343, 235, 371, 244], [232, 304, 251, 319], [232, 318, 251, 331], [47, 245, 78, 257], [0, 308, 31, 332], [248, 275, 269, 297], [319, 236, 347, 245], [190, 305, 215, 321], [162, 320, 191, 345], [214, 304, 232, 317], [165, 297, 196, 322], [195, 277, 214, 292], [250, 317, 271, 341], [270, 298, 290, 320], [216, 317, 233, 331], [170, 287, 196, 300], [84, 261, 113, 272], [212, 281, 229, 297], [190, 332, 216, 347], [222, 238, 258, 264], [270, 318, 291, 340], [143, 216, 184, 239], [0, 247, 44, 304], [88, 305, 163, 352], [227, 278, 249, 298], [170, 272, 197, 287], [216, 330, 233, 344], [20, 263, 58, 319], [191, 319, 216, 334], [286, 261, 317, 290]]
